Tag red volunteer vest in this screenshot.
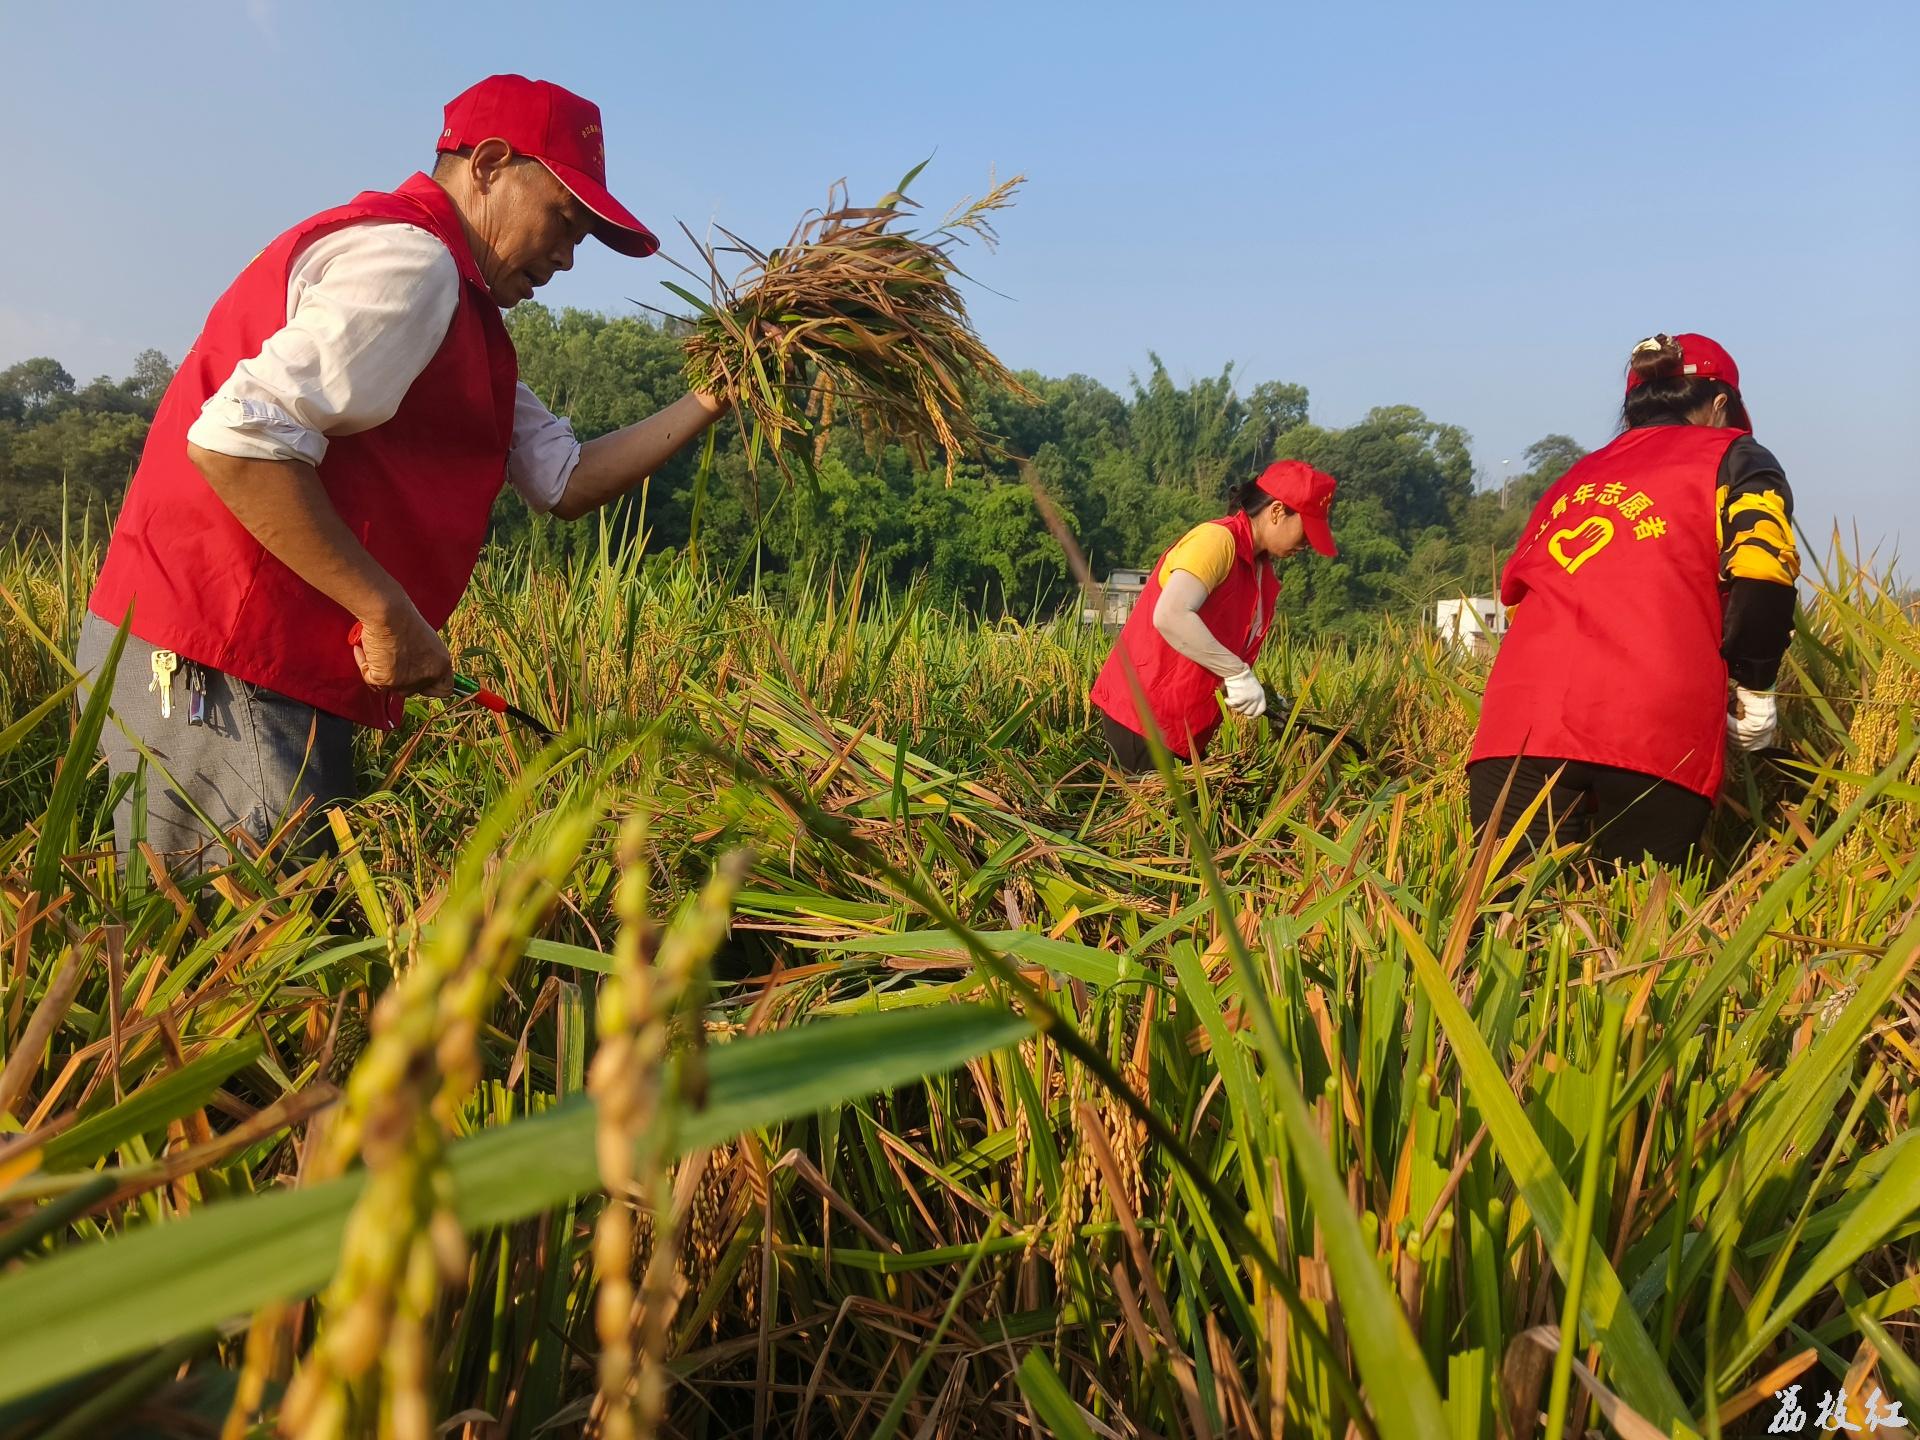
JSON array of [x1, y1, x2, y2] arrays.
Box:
[[89, 173, 518, 728], [1470, 425, 1741, 798], [1090, 510, 1280, 759]]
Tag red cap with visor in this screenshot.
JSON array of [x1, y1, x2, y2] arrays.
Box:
[[437, 74, 658, 258], [1255, 460, 1339, 557], [1624, 332, 1751, 430], [1624, 332, 1740, 392]]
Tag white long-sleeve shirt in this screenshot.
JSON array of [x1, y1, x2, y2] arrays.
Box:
[[183, 220, 580, 512]]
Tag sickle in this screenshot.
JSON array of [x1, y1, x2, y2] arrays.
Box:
[[347, 623, 557, 740]]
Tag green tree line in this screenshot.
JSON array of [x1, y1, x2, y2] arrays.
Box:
[[0, 351, 174, 537], [2, 309, 1587, 632]]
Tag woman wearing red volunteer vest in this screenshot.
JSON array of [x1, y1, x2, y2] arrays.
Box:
[[1469, 332, 1800, 867], [1090, 461, 1339, 770], [77, 75, 728, 872]]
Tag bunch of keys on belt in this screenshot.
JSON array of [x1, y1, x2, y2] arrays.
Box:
[[346, 623, 556, 740], [148, 650, 209, 726], [148, 650, 178, 719]]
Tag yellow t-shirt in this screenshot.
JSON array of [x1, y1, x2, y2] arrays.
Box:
[[1156, 522, 1237, 590]]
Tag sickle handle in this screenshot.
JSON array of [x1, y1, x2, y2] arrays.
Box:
[[350, 622, 500, 708]]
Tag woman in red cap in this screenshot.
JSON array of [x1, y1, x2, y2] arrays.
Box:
[[1469, 332, 1799, 867], [1090, 460, 1339, 771]]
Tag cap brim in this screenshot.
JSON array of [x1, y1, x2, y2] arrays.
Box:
[[539, 158, 659, 258], [1302, 508, 1337, 557]]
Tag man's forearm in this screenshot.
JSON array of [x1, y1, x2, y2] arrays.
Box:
[[553, 391, 726, 521], [187, 443, 410, 623]]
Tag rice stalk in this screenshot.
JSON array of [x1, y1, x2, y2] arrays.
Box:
[[588, 840, 749, 1437], [589, 814, 656, 1440], [280, 806, 598, 1438], [1837, 643, 1918, 864]]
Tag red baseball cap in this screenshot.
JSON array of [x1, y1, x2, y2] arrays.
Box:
[[1623, 332, 1740, 393], [437, 75, 659, 258], [1255, 460, 1339, 557]]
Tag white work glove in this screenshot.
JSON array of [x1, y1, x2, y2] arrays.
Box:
[[1727, 687, 1778, 751], [1222, 667, 1268, 719]]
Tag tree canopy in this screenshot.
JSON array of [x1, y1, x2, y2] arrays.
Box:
[[1, 311, 1586, 633]]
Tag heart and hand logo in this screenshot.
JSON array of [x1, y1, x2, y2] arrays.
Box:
[[1547, 515, 1615, 575]]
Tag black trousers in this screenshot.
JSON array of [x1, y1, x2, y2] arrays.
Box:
[[1101, 713, 1157, 772], [1100, 712, 1221, 772], [1468, 755, 1711, 870]]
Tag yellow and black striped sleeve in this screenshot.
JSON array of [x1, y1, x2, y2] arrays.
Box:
[[1716, 437, 1798, 689], [1717, 439, 1799, 586]]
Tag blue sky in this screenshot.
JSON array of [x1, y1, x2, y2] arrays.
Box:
[[3, 1, 1915, 572]]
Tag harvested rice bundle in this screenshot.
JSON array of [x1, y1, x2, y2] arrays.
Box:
[[664, 163, 1033, 482]]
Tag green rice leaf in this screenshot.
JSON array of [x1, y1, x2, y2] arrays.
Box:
[[0, 1003, 1029, 1403]]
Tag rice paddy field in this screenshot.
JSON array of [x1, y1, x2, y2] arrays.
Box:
[[0, 526, 1916, 1439]]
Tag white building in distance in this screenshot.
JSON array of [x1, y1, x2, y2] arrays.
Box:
[[1082, 569, 1150, 629], [1432, 596, 1508, 654]]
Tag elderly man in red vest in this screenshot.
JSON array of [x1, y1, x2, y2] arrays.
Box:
[[78, 75, 725, 871]]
